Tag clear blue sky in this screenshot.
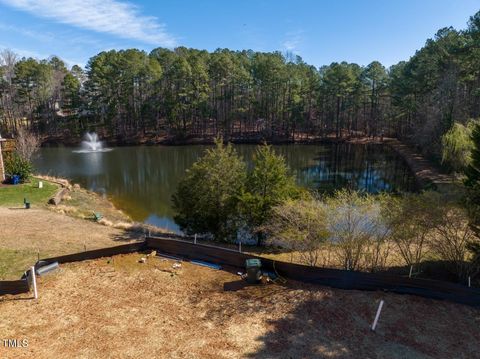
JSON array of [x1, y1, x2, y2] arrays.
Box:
[[0, 0, 478, 69]]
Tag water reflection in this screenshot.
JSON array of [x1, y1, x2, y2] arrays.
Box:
[[34, 143, 416, 232]]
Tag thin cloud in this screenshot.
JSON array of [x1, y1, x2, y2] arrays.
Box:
[[0, 44, 86, 68], [282, 30, 304, 54], [1, 0, 177, 47], [0, 23, 55, 42]]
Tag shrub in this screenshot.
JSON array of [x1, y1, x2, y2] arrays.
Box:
[[325, 190, 389, 271], [264, 199, 329, 266], [4, 153, 33, 183], [428, 197, 480, 280], [384, 192, 433, 268]]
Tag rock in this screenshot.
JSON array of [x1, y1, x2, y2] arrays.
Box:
[[49, 187, 69, 205], [146, 250, 157, 257], [139, 257, 147, 263], [73, 183, 81, 190]]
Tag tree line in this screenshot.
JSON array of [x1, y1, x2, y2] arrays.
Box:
[[1, 11, 480, 160]]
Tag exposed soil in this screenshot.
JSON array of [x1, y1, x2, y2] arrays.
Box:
[[1, 253, 478, 358]]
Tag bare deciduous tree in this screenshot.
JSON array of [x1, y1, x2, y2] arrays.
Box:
[[326, 190, 388, 271], [385, 193, 432, 269], [264, 199, 329, 266], [430, 202, 479, 280], [15, 126, 40, 161]]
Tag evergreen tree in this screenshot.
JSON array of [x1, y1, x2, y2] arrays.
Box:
[[465, 122, 480, 186], [172, 139, 246, 241], [465, 122, 480, 232], [239, 144, 301, 244]]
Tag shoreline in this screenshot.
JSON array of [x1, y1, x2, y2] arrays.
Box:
[[34, 175, 174, 237], [381, 138, 455, 189], [41, 133, 392, 147], [40, 134, 453, 190]]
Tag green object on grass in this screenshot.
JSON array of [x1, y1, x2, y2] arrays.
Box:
[[93, 212, 103, 221]]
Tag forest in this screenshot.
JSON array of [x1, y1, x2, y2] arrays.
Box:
[[1, 11, 480, 162]]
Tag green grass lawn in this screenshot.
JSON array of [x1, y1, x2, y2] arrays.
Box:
[[0, 177, 59, 207], [0, 247, 39, 279]]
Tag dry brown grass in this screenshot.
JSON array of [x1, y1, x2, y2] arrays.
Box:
[[246, 243, 408, 270], [0, 207, 137, 279], [1, 253, 478, 358], [56, 186, 132, 225]]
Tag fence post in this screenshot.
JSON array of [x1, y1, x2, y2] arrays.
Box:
[[30, 266, 38, 300], [468, 276, 471, 288], [239, 242, 242, 253], [409, 265, 413, 278], [194, 234, 197, 244], [371, 300, 384, 332]]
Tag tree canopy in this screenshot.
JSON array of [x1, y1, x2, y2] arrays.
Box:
[[2, 11, 480, 163]]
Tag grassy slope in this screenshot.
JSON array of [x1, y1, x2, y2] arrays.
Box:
[[0, 178, 133, 280], [0, 178, 57, 279]]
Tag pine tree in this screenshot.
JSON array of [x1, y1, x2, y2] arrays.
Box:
[[239, 144, 302, 244], [172, 138, 246, 241], [465, 122, 480, 186], [465, 122, 480, 234]]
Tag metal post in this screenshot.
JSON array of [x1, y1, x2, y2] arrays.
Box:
[[468, 276, 471, 288], [239, 242, 242, 253], [409, 265, 413, 278], [30, 266, 38, 300], [371, 300, 384, 332], [194, 234, 197, 244]]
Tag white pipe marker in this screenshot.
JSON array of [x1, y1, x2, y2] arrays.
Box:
[[371, 300, 384, 332], [30, 266, 38, 300]]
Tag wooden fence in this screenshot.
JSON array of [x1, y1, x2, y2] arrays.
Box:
[[1, 139, 16, 152]]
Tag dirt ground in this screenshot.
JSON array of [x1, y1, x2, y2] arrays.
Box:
[[0, 207, 138, 279], [0, 253, 478, 359]]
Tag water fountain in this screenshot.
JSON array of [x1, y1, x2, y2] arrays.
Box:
[[74, 132, 112, 153]]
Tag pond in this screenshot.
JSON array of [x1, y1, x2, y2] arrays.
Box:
[[34, 143, 416, 232]]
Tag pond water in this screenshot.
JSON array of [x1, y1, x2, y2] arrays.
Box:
[[34, 143, 416, 232]]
